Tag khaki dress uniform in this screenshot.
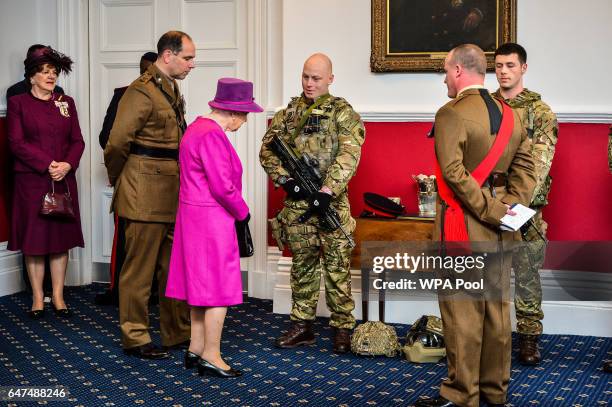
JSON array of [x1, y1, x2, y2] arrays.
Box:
[[433, 88, 536, 407], [104, 64, 190, 349]]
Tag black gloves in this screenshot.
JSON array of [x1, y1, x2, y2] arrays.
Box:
[[237, 213, 250, 225], [308, 191, 332, 214], [282, 178, 309, 200]]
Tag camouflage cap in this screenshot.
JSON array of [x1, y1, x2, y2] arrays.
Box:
[[351, 321, 401, 357]]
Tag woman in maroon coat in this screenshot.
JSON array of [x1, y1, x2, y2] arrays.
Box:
[[7, 47, 84, 319]]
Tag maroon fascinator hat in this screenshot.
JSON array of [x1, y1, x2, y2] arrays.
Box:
[[208, 78, 264, 113], [24, 46, 73, 78]]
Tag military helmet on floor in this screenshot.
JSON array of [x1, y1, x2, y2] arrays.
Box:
[[351, 321, 401, 357], [402, 315, 446, 363]]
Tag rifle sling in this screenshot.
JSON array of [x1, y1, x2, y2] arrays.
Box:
[[291, 94, 331, 142]]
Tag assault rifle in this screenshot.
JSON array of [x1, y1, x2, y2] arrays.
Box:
[[270, 136, 355, 248]]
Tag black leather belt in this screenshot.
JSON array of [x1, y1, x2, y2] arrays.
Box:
[[130, 144, 178, 160], [483, 172, 507, 188]]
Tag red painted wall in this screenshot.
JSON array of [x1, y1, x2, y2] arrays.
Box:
[[267, 122, 612, 271], [2, 116, 610, 271]]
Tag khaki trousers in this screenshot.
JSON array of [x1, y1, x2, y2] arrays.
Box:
[[439, 252, 511, 407], [119, 220, 190, 348]]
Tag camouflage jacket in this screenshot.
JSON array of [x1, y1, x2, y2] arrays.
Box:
[[493, 88, 558, 207], [260, 94, 365, 199]]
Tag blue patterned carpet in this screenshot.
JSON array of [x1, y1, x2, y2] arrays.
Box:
[[0, 284, 610, 406]]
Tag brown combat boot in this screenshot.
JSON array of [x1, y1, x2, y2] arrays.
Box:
[[275, 321, 315, 348], [518, 334, 541, 365], [333, 328, 352, 354]]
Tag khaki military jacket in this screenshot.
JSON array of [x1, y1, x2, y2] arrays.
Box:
[[104, 63, 186, 222], [433, 88, 536, 242]]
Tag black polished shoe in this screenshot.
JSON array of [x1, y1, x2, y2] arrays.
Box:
[[414, 396, 458, 407], [28, 309, 45, 320], [51, 303, 72, 319], [184, 351, 200, 369], [123, 343, 170, 360], [162, 339, 190, 352], [197, 359, 242, 378]]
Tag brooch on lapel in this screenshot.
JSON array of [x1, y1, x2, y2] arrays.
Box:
[[54, 95, 70, 118]]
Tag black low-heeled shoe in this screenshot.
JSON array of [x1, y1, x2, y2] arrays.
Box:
[[28, 309, 45, 320], [197, 359, 242, 378], [51, 303, 72, 318], [184, 351, 200, 369]]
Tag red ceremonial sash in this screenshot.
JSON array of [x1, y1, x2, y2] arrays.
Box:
[[435, 100, 514, 244]]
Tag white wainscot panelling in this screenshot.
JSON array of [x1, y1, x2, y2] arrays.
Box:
[[97, 188, 115, 262], [97, 63, 141, 129], [0, 243, 24, 297], [182, 61, 237, 124], [271, 251, 612, 337], [101, 63, 141, 96], [181, 0, 237, 49], [100, 0, 155, 51]]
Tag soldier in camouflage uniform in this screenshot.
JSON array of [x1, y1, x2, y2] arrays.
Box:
[[260, 53, 365, 354], [493, 43, 558, 366]]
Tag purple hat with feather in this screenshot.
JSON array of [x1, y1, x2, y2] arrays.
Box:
[[208, 78, 264, 113], [24, 46, 73, 78]]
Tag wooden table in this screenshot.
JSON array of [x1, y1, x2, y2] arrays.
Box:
[[351, 216, 435, 322], [351, 216, 435, 269]]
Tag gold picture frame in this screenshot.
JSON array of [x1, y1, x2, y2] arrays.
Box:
[[371, 0, 517, 72]]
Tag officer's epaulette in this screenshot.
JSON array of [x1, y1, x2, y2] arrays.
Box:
[[449, 92, 472, 107], [139, 71, 153, 84]]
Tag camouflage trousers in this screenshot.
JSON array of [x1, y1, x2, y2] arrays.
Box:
[[279, 199, 356, 329], [512, 210, 547, 336]]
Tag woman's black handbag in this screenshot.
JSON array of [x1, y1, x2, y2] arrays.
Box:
[[236, 220, 254, 257]]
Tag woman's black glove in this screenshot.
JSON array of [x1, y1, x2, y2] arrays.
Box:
[[237, 213, 250, 225], [282, 178, 309, 200], [308, 191, 332, 214]]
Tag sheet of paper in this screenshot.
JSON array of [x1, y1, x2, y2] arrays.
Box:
[[500, 203, 536, 232]]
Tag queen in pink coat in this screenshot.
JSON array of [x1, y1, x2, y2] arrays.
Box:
[[165, 78, 263, 378]]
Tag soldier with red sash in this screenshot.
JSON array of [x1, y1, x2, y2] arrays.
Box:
[[415, 44, 536, 407]]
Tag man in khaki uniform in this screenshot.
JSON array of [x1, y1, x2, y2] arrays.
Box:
[[493, 43, 559, 366], [415, 45, 536, 407], [104, 31, 195, 359]]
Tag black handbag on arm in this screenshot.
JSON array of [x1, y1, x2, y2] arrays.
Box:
[[235, 216, 254, 257]]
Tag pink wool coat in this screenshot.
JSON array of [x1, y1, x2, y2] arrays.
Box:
[[165, 117, 249, 307]]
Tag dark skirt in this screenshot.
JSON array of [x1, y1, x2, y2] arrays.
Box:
[[8, 172, 84, 255]]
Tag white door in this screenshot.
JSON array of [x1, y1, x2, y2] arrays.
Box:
[[88, 0, 248, 270]]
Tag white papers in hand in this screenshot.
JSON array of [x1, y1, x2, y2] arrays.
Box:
[[500, 203, 536, 232]]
